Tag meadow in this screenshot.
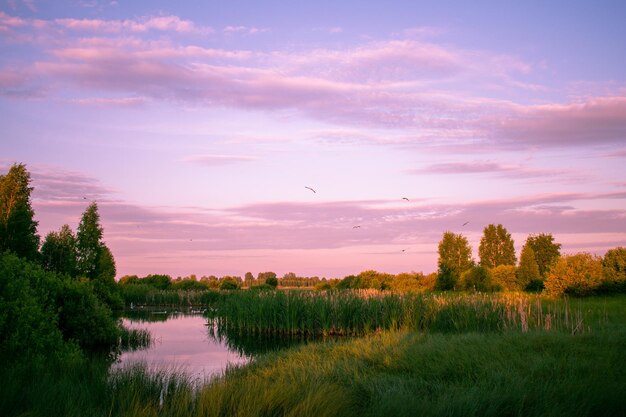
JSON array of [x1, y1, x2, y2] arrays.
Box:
[[3, 291, 625, 417]]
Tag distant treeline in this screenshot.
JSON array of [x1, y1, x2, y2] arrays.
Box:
[[117, 270, 437, 293]]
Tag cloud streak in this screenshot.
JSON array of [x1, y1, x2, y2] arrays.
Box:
[[184, 154, 258, 166], [2, 11, 624, 150]]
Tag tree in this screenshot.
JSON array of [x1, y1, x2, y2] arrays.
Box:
[[602, 247, 626, 282], [244, 271, 255, 287], [601, 247, 626, 293], [544, 253, 603, 297], [517, 244, 540, 290], [479, 224, 516, 268], [97, 244, 116, 285], [436, 231, 473, 290], [40, 224, 77, 277], [265, 275, 278, 289], [525, 234, 561, 279], [76, 203, 103, 279], [0, 163, 39, 260]]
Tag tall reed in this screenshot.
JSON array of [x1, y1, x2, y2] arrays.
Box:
[[209, 290, 593, 336]]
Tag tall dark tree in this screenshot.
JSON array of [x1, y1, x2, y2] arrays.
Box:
[[76, 202, 103, 278], [517, 243, 540, 289], [97, 244, 116, 285], [479, 224, 516, 268], [0, 163, 39, 260], [436, 231, 473, 290], [525, 234, 561, 279], [40, 224, 77, 277]]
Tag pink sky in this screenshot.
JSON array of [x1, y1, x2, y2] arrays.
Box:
[[1, 1, 625, 278]]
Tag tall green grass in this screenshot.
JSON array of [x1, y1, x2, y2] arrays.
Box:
[[120, 286, 220, 307], [209, 290, 597, 336]]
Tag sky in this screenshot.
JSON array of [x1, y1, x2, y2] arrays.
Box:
[[1, 0, 625, 279]]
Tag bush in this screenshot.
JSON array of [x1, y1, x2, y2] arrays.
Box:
[[461, 266, 494, 292], [544, 253, 603, 297], [265, 275, 278, 289], [435, 265, 458, 291], [490, 265, 518, 291], [0, 253, 71, 364], [219, 278, 240, 290], [0, 252, 121, 361]]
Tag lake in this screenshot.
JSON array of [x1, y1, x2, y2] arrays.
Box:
[[113, 309, 248, 381], [113, 309, 322, 381]]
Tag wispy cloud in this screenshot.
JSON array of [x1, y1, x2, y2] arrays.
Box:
[[21, 163, 626, 275], [313, 26, 343, 34], [223, 25, 269, 35], [71, 96, 145, 106], [2, 11, 626, 150], [492, 96, 626, 147], [406, 161, 582, 181], [54, 15, 213, 34], [184, 154, 258, 166]]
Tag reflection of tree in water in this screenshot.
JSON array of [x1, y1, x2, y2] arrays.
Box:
[[119, 308, 206, 323], [207, 323, 340, 358]]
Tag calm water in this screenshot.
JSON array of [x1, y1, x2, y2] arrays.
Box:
[[113, 310, 248, 380]]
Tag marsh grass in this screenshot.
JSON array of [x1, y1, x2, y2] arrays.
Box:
[[4, 295, 625, 417], [210, 290, 598, 336], [121, 287, 220, 307]]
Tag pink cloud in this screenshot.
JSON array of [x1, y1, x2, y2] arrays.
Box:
[[492, 96, 626, 146], [223, 25, 269, 35], [71, 96, 145, 106], [0, 10, 28, 27], [184, 154, 258, 166], [24, 163, 626, 276], [3, 12, 625, 149], [406, 161, 583, 182], [54, 15, 213, 34]]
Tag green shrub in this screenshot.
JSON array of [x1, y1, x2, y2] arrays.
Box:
[[490, 265, 518, 291], [435, 265, 458, 291], [219, 278, 240, 290], [0, 253, 71, 364], [544, 253, 603, 297], [461, 266, 494, 292]]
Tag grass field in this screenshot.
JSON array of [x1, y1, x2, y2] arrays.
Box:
[[2, 294, 625, 417]]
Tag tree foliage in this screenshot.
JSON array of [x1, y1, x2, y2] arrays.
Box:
[[0, 163, 40, 261], [525, 234, 561, 279], [76, 203, 104, 279], [479, 224, 516, 268], [490, 265, 518, 291], [602, 247, 626, 282], [460, 265, 494, 292], [544, 253, 603, 297], [40, 224, 77, 277], [517, 244, 540, 290], [436, 231, 473, 290]]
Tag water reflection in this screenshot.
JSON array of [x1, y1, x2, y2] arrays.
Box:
[[114, 308, 343, 380], [207, 325, 333, 357], [114, 309, 247, 380]]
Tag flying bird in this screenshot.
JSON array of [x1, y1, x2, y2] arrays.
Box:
[[401, 248, 409, 253], [402, 197, 409, 201], [353, 225, 361, 229], [305, 186, 316, 194], [462, 221, 469, 226]]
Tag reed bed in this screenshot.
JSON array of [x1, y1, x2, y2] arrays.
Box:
[[120, 287, 220, 307], [209, 290, 592, 336]]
